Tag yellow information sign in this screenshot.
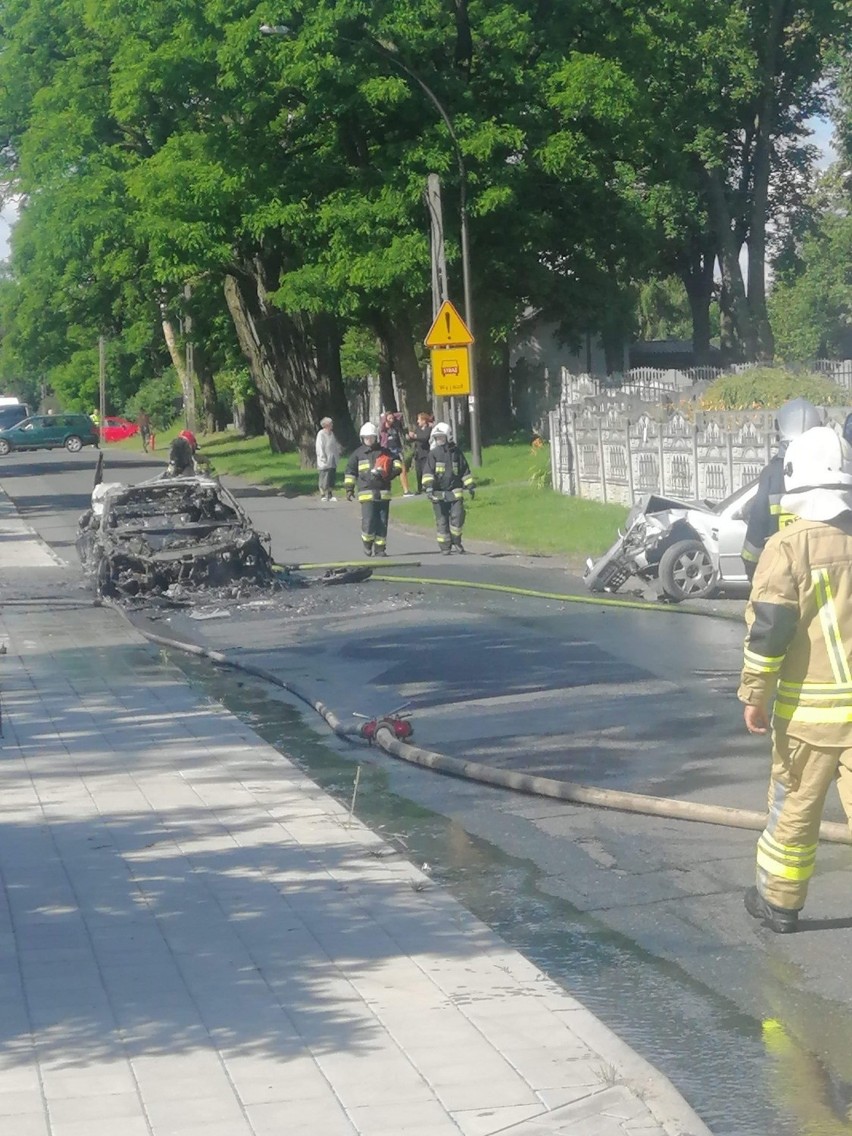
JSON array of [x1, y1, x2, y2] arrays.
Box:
[[431, 347, 471, 396], [424, 300, 474, 348]]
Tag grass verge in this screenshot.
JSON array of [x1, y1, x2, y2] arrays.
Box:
[[106, 429, 627, 561]]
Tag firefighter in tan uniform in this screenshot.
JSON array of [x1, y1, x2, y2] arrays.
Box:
[[739, 425, 852, 933]]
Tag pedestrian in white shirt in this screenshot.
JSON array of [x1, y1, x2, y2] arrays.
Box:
[[316, 417, 342, 502]]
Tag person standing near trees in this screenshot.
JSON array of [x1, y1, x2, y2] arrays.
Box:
[[315, 416, 341, 502], [407, 412, 434, 494], [137, 410, 152, 453], [422, 421, 475, 554], [380, 411, 413, 496]]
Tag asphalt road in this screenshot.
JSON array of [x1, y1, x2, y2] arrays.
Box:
[[6, 445, 852, 1136]]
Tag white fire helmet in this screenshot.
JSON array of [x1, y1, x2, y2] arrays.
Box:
[[432, 421, 451, 440], [359, 422, 378, 439], [775, 398, 823, 444], [783, 427, 852, 493], [782, 426, 852, 522]]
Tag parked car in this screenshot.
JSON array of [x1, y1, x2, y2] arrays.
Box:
[[584, 478, 759, 601], [0, 413, 100, 455], [0, 403, 30, 430], [100, 416, 139, 444]]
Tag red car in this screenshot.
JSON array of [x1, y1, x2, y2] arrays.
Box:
[[100, 417, 139, 443]]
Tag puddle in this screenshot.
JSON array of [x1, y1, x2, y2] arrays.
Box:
[[172, 651, 830, 1136]]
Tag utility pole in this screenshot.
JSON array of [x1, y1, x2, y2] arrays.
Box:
[[426, 174, 449, 422], [98, 336, 106, 429], [183, 283, 197, 431]]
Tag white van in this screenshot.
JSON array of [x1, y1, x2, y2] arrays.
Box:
[[0, 403, 30, 429]]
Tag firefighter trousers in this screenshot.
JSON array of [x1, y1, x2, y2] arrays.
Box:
[[360, 500, 389, 550], [757, 730, 852, 909], [432, 497, 465, 549]]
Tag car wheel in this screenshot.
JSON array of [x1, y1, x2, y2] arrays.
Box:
[[65, 434, 83, 452], [0, 439, 10, 456], [658, 539, 718, 601]]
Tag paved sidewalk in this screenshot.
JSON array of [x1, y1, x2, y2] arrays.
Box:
[[0, 520, 711, 1135], [0, 611, 714, 1136]]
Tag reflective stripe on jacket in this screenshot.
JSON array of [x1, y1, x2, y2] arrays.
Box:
[[343, 443, 402, 501], [739, 513, 852, 744], [742, 455, 798, 575], [422, 443, 474, 497]]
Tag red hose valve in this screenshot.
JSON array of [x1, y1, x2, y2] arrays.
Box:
[[359, 716, 413, 744]]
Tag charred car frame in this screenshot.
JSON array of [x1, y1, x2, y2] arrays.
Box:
[[77, 475, 274, 599]]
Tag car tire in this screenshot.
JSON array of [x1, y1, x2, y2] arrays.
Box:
[[65, 435, 83, 452], [658, 539, 718, 601], [0, 439, 10, 456]]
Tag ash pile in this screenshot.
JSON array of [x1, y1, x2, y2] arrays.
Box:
[[77, 475, 281, 604]]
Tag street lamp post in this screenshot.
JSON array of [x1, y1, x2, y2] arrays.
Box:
[[260, 23, 482, 466]]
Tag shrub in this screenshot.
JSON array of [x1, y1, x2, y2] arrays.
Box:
[[123, 371, 181, 431], [699, 368, 847, 410]]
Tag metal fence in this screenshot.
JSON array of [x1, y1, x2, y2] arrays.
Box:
[[550, 365, 852, 506]]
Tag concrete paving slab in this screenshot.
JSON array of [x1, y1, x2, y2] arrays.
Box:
[[0, 494, 712, 1136]]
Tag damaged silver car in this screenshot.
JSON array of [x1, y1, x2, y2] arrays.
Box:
[[584, 478, 759, 602], [77, 475, 274, 599]]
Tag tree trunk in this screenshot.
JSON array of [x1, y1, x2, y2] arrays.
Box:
[[160, 314, 195, 426], [745, 0, 786, 362], [192, 343, 219, 433], [680, 244, 715, 361], [703, 166, 759, 360], [718, 282, 739, 359], [372, 312, 430, 425], [313, 313, 357, 450], [223, 266, 330, 465]]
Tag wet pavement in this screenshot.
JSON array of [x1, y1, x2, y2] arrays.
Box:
[[0, 477, 712, 1136], [6, 447, 852, 1135]]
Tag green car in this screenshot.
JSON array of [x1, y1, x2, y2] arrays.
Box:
[[0, 413, 100, 455]]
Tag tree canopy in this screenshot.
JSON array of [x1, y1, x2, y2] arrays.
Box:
[[0, 0, 848, 455]]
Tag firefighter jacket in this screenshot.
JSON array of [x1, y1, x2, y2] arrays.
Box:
[[742, 453, 798, 578], [738, 512, 852, 745], [167, 435, 195, 477], [422, 443, 474, 501], [343, 442, 402, 501]]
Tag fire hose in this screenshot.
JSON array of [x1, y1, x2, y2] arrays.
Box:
[[124, 617, 852, 847]]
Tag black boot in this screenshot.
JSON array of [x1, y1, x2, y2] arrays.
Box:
[[363, 544, 373, 557], [373, 547, 388, 557], [744, 887, 799, 933], [453, 540, 466, 554]]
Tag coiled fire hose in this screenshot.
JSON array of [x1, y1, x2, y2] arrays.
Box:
[[126, 618, 852, 847]]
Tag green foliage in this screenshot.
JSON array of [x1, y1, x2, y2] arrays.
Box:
[[123, 371, 181, 432], [214, 367, 254, 406], [340, 326, 381, 384], [528, 443, 552, 489], [769, 208, 852, 362], [700, 368, 847, 410], [637, 277, 707, 342], [0, 0, 848, 430]]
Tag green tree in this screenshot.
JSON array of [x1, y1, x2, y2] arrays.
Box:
[[769, 201, 852, 362]]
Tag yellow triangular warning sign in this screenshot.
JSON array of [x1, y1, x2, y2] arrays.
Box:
[[424, 300, 474, 348]]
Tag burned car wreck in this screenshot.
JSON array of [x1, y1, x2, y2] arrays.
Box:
[[77, 475, 275, 600], [584, 478, 759, 602]]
